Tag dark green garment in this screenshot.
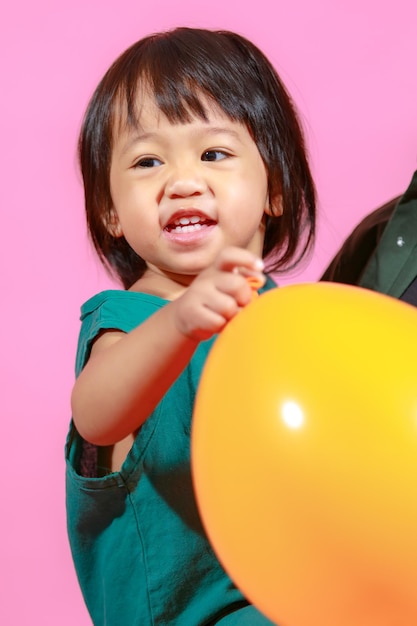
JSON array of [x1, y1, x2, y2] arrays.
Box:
[[65, 280, 277, 626], [321, 170, 417, 302]]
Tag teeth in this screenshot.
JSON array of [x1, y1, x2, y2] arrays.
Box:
[[172, 223, 203, 233], [174, 215, 203, 226]]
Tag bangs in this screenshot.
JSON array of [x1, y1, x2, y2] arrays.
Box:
[[110, 28, 269, 132]]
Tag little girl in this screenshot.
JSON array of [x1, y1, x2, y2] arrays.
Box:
[[66, 27, 316, 625]]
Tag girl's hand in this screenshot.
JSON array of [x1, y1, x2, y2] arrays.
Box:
[[172, 247, 265, 341], [72, 247, 265, 445]]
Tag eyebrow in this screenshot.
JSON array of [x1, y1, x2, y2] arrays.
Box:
[[117, 125, 243, 157], [117, 132, 158, 157]]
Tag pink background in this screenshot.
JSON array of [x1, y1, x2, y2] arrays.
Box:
[[1, 1, 416, 623]]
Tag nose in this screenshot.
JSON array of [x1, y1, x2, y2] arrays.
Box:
[[165, 164, 207, 198]]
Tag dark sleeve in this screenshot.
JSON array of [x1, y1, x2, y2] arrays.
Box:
[[320, 198, 400, 285]]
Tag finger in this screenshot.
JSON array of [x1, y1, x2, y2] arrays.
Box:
[[215, 247, 264, 275], [203, 285, 241, 319], [213, 272, 257, 308], [237, 267, 266, 290]]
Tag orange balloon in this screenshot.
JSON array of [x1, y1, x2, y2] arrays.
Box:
[[192, 282, 417, 626]]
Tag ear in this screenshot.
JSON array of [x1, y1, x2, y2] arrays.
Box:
[[104, 208, 123, 238], [264, 193, 283, 218]]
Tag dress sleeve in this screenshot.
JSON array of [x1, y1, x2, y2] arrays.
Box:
[[74, 290, 168, 377], [68, 290, 167, 478]]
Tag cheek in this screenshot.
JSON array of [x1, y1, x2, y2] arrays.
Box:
[[110, 176, 135, 209], [111, 184, 152, 228], [242, 172, 270, 215], [243, 157, 269, 195], [122, 196, 162, 244]]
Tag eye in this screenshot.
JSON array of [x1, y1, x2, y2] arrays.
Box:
[[201, 149, 229, 162], [133, 156, 163, 169]]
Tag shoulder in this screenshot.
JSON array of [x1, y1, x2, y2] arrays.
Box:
[[75, 289, 168, 376], [321, 197, 400, 285], [80, 289, 168, 321], [79, 289, 169, 334]]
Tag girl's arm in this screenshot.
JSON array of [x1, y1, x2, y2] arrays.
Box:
[[71, 248, 264, 446]]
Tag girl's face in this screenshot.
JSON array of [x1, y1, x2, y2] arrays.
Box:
[[109, 91, 279, 289]]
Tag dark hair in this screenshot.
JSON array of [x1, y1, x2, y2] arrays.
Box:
[[79, 27, 316, 288]]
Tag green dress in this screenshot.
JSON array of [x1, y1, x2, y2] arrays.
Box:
[[65, 280, 277, 626]]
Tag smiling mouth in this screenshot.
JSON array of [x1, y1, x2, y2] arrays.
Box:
[[165, 215, 215, 233]]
